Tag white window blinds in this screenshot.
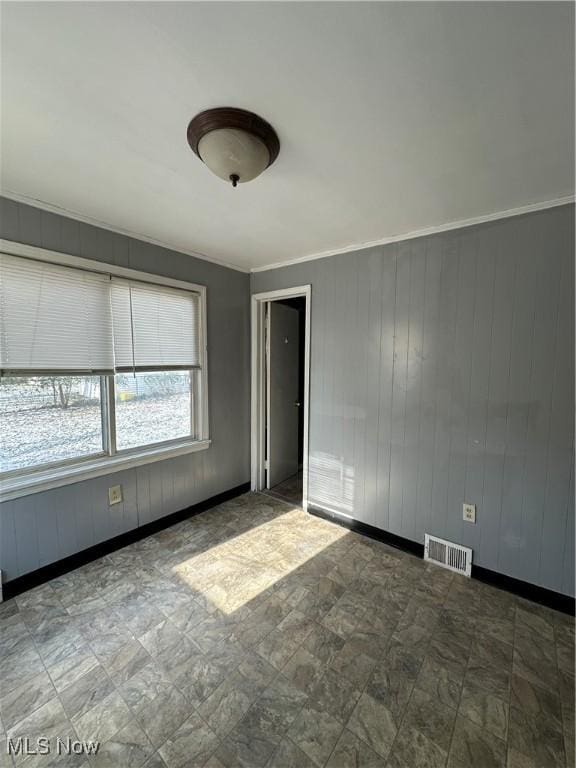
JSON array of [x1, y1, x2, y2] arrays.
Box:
[[0, 255, 203, 376], [0, 254, 115, 374], [111, 279, 201, 371]]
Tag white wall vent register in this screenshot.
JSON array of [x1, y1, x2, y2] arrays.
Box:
[[424, 534, 472, 577]]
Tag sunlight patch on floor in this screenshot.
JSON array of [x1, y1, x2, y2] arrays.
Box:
[[171, 502, 348, 615]]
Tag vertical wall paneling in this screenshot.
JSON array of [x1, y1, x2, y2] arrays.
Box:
[[0, 504, 18, 582], [460, 229, 496, 555], [562, 464, 575, 596], [389, 244, 410, 537], [352, 251, 370, 524], [497, 220, 538, 579], [375, 251, 397, 533], [363, 250, 384, 528], [429, 238, 460, 545], [252, 205, 575, 596], [13, 496, 39, 578], [445, 234, 477, 545], [36, 490, 61, 569], [477, 225, 518, 571], [415, 237, 442, 543], [402, 245, 426, 541], [539, 217, 574, 591]]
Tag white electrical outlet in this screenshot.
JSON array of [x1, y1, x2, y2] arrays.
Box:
[[108, 485, 123, 506], [463, 503, 476, 523]]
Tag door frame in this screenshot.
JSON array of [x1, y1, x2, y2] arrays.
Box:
[[251, 285, 311, 510]]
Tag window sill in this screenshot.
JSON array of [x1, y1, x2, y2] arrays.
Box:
[[0, 439, 211, 502]]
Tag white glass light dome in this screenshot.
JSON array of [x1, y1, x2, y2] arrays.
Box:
[[187, 108, 280, 187], [198, 128, 270, 185]]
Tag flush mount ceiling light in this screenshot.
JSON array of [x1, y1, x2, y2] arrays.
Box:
[[187, 107, 280, 187]]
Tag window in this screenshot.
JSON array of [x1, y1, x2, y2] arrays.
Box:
[[0, 375, 104, 472], [0, 250, 208, 492], [115, 371, 193, 451]]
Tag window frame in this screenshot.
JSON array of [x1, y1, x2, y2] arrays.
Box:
[[0, 239, 210, 502]]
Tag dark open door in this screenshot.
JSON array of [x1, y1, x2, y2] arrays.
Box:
[[267, 302, 300, 488]]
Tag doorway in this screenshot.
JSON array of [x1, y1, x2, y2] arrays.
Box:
[[251, 286, 311, 509]]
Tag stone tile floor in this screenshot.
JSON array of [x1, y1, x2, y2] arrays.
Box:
[[263, 473, 303, 508], [0, 492, 573, 768]]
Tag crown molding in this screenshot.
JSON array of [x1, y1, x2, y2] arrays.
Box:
[[251, 195, 575, 273], [1, 190, 250, 273], [3, 190, 573, 275]]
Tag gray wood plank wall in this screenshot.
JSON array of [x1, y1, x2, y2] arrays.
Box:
[[252, 204, 575, 596], [0, 198, 251, 583]]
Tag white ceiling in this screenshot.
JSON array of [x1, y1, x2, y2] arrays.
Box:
[[1, 2, 573, 272]]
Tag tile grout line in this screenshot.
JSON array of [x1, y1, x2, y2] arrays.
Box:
[[382, 577, 456, 767], [278, 543, 381, 767], [507, 604, 518, 764], [11, 587, 80, 746], [318, 549, 428, 766]]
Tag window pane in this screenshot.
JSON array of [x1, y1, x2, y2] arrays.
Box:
[[0, 376, 104, 472], [115, 371, 192, 451]]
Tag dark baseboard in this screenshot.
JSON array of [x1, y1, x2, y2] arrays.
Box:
[[308, 504, 424, 558], [471, 564, 574, 616], [5, 488, 572, 615], [2, 482, 251, 602], [308, 504, 575, 616]]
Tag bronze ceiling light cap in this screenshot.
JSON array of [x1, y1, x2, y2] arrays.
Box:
[[187, 107, 280, 187]]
